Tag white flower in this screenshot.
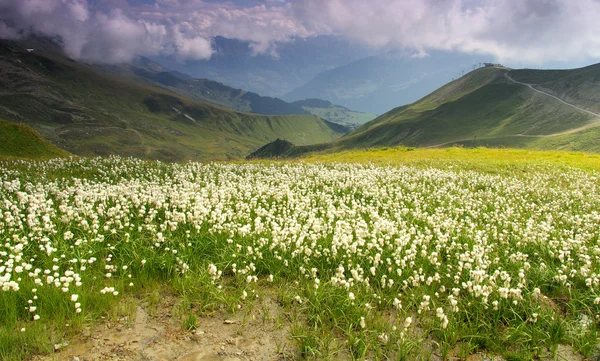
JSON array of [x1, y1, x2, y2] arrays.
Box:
[[71, 294, 78, 302]]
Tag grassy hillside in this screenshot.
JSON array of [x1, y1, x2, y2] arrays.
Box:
[[128, 64, 311, 116], [254, 64, 600, 158], [0, 119, 69, 159], [0, 37, 344, 162], [510, 63, 600, 113], [291, 98, 376, 127]]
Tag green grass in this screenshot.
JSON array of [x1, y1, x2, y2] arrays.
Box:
[[0, 119, 69, 159], [300, 146, 600, 173]]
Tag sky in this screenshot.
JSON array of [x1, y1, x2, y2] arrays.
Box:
[[0, 0, 599, 68]]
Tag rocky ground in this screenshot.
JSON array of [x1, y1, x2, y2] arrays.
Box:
[[36, 292, 295, 361]]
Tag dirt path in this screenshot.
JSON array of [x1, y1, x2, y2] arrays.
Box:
[[503, 73, 600, 118], [37, 294, 295, 361], [424, 73, 600, 148]]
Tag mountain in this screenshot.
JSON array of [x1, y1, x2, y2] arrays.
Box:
[[291, 99, 376, 128], [251, 63, 600, 158], [0, 37, 345, 162], [119, 59, 357, 130], [283, 51, 480, 114], [125, 60, 310, 116], [151, 36, 374, 97]]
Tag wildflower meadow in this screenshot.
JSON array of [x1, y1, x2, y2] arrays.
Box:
[[1, 155, 600, 360]]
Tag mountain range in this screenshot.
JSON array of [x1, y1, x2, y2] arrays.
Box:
[[0, 36, 345, 161], [102, 56, 372, 128], [3, 35, 600, 162], [152, 36, 481, 115], [152, 36, 374, 97]]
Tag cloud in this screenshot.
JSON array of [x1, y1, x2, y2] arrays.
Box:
[[292, 0, 600, 65], [135, 1, 309, 56], [0, 20, 21, 40], [0, 0, 216, 63], [1, 0, 599, 65]]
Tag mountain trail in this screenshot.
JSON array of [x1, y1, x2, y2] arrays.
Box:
[[504, 72, 600, 118], [424, 73, 600, 148]]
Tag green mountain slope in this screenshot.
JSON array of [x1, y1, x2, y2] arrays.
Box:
[[123, 58, 362, 128], [509, 64, 600, 114], [128, 64, 311, 116], [0, 119, 69, 159], [0, 37, 345, 161], [252, 64, 600, 158], [290, 99, 376, 128]]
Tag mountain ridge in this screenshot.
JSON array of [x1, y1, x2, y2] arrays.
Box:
[[123, 58, 361, 129]]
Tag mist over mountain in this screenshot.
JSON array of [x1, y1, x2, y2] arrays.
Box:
[[150, 35, 375, 97], [150, 36, 485, 115], [283, 51, 481, 114]]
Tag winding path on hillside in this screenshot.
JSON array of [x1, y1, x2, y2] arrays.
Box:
[[425, 72, 600, 148], [503, 72, 600, 118]]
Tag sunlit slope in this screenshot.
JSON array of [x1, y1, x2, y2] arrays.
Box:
[[299, 146, 600, 173], [0, 38, 344, 162], [0, 119, 69, 159]]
